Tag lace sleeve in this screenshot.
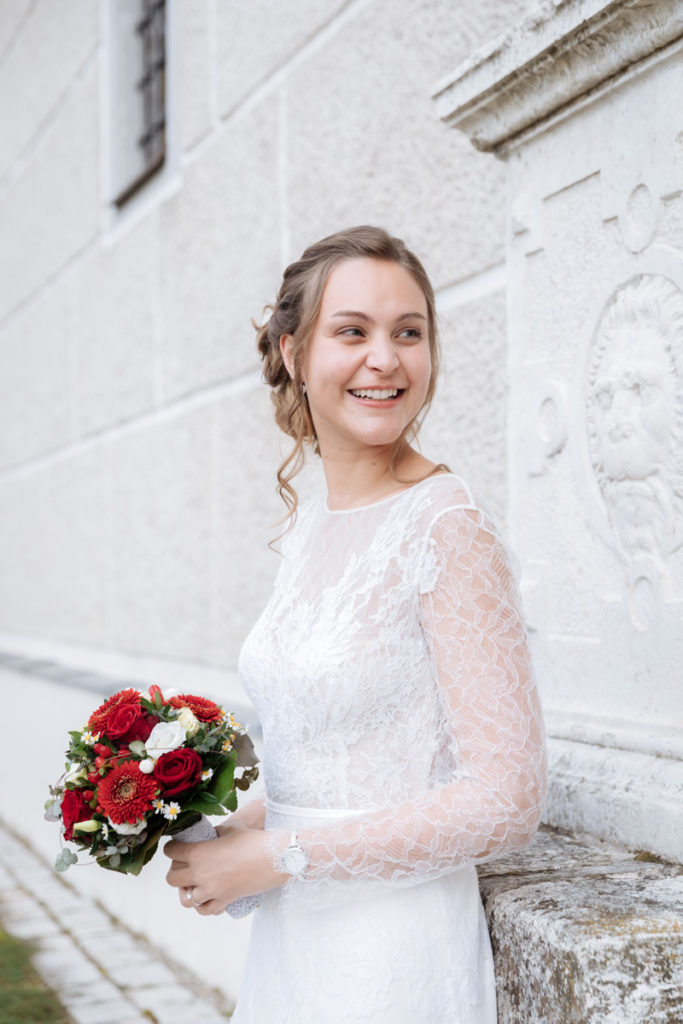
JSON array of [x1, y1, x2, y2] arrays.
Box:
[[266, 504, 547, 895]]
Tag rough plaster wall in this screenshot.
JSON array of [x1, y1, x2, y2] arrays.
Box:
[[0, 0, 527, 669]]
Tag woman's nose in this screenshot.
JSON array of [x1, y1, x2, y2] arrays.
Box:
[[365, 334, 399, 372]]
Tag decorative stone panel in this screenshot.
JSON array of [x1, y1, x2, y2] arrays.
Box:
[[435, 0, 683, 863]]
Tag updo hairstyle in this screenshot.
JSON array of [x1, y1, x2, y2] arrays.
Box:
[[255, 225, 440, 519]]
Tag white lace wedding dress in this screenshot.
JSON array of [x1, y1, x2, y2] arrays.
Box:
[[232, 473, 547, 1023]]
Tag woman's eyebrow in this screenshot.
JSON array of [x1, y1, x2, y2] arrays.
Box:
[[329, 310, 427, 321]]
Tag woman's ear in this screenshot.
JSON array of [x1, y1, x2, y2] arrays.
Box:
[[280, 334, 295, 380]]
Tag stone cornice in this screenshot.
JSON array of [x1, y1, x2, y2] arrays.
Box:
[[433, 0, 683, 152]]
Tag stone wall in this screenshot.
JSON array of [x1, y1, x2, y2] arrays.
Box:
[[0, 0, 529, 685], [435, 0, 683, 864]]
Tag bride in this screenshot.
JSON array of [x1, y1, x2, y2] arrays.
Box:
[[164, 226, 547, 1023]]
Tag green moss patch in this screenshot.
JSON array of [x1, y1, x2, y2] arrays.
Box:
[[0, 927, 72, 1024]]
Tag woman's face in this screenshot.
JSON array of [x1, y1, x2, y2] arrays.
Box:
[[283, 258, 432, 457]]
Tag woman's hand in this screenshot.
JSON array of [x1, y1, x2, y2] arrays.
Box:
[[215, 797, 266, 836], [163, 826, 287, 916]]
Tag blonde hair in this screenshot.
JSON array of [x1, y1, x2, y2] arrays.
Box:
[[256, 226, 440, 520]]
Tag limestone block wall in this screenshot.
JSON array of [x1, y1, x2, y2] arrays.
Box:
[[0, 0, 529, 686]]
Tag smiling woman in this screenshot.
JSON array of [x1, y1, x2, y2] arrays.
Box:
[[255, 225, 442, 517], [163, 227, 547, 1024]]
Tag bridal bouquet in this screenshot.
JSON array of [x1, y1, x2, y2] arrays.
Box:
[[46, 685, 259, 876]]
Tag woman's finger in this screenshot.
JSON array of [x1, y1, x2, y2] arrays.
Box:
[[163, 839, 190, 862], [166, 864, 195, 890]]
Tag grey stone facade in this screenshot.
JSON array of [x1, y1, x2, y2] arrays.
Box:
[[0, 0, 528, 688]]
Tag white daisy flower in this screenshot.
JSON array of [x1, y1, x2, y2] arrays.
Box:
[[201, 768, 214, 781], [162, 802, 181, 821]]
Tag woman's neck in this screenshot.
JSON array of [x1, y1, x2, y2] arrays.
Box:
[[321, 442, 439, 511]]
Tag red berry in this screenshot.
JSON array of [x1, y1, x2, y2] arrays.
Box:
[[83, 790, 93, 800], [94, 756, 105, 768], [87, 771, 99, 783]]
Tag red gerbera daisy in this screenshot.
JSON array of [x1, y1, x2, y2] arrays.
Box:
[[168, 694, 222, 723], [97, 761, 158, 824], [88, 688, 142, 736]]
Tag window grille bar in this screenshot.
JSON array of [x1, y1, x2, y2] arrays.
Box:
[[114, 0, 166, 207]]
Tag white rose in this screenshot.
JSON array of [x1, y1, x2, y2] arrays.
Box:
[[144, 720, 187, 761], [176, 707, 200, 736], [108, 817, 147, 835]]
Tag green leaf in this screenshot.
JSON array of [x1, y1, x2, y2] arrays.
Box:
[[223, 790, 238, 813], [128, 740, 146, 757], [182, 795, 222, 816], [208, 759, 235, 803], [99, 825, 165, 876]]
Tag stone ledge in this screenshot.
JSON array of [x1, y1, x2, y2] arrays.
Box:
[[433, 0, 683, 151], [478, 826, 683, 1023]]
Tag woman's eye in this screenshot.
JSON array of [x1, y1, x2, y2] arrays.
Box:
[[398, 327, 422, 340], [339, 327, 365, 338]]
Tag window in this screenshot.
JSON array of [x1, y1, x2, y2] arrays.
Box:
[[109, 0, 167, 207]]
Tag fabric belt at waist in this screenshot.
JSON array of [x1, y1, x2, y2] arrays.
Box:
[[265, 797, 370, 819]]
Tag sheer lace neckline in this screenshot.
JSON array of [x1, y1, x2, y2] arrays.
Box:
[[324, 472, 451, 515]]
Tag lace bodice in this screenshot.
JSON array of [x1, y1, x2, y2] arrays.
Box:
[[238, 473, 547, 899]]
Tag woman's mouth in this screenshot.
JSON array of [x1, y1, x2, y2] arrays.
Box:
[[348, 388, 404, 401]]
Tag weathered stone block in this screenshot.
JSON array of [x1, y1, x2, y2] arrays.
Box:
[[285, 0, 528, 288], [0, 473, 50, 633], [0, 0, 97, 179], [103, 404, 213, 662], [420, 290, 508, 521], [178, 0, 213, 151], [0, 0, 32, 60], [210, 382, 289, 668], [73, 216, 157, 437], [0, 63, 99, 320], [479, 828, 683, 1023], [0, 274, 76, 469], [0, 450, 107, 644], [213, 0, 349, 117], [157, 99, 280, 401]]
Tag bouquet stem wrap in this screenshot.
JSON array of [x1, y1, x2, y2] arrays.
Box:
[[175, 815, 261, 919]]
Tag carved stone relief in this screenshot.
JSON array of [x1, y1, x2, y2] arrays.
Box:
[[585, 273, 683, 626]]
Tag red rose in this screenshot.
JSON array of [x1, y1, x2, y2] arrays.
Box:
[[105, 704, 155, 744], [88, 688, 142, 736], [97, 760, 158, 824], [153, 748, 203, 797], [61, 789, 91, 841], [168, 694, 222, 723]]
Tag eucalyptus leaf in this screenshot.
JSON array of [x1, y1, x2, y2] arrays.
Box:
[[224, 790, 238, 812], [232, 732, 258, 768]]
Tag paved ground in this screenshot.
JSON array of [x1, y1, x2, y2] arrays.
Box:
[[0, 819, 234, 1024]]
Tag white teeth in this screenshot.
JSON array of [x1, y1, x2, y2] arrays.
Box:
[[350, 388, 399, 400]]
